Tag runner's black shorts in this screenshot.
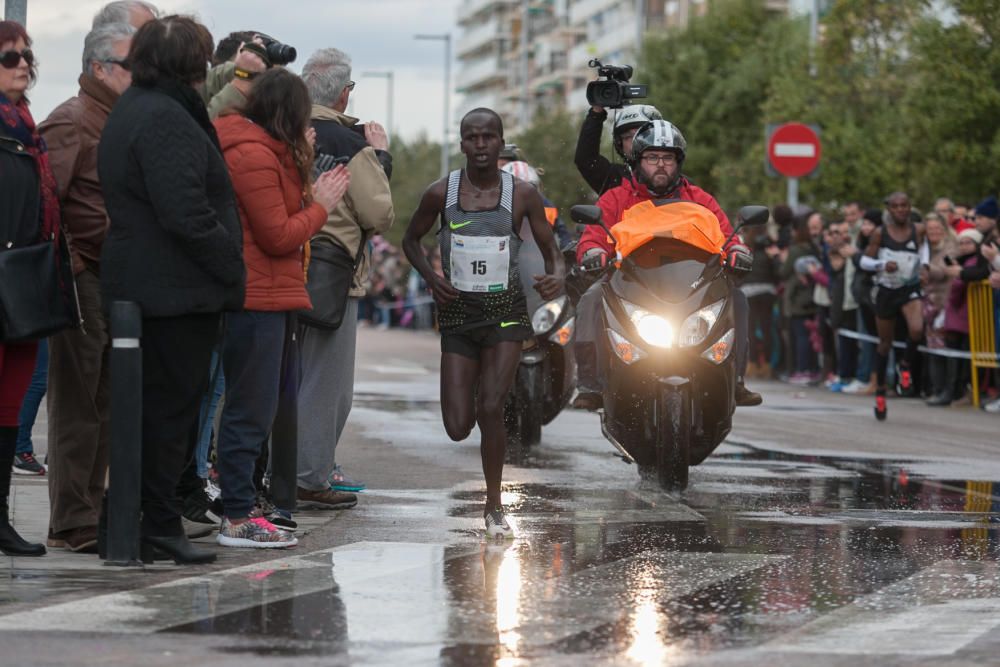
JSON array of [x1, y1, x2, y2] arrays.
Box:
[[441, 320, 532, 359], [873, 284, 923, 320]]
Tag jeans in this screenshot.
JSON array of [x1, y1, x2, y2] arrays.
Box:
[[216, 311, 286, 519], [195, 347, 225, 478], [16, 338, 48, 455], [790, 316, 816, 374], [836, 309, 859, 381]]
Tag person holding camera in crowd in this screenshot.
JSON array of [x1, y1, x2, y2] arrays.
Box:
[[212, 68, 350, 549], [572, 119, 762, 410], [295, 48, 394, 507], [98, 14, 245, 564]]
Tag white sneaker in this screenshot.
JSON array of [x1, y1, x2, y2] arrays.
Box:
[[485, 507, 515, 539], [984, 397, 1000, 414], [842, 379, 867, 394]]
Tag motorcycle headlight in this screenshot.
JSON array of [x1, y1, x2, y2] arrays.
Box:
[[607, 328, 646, 365], [679, 299, 725, 347], [701, 328, 735, 364], [622, 301, 674, 348], [531, 296, 566, 335]]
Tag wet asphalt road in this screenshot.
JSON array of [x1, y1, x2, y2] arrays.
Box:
[[3, 328, 1000, 666]]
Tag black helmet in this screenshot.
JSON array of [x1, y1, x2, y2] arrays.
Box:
[[611, 104, 662, 159], [628, 119, 687, 167]]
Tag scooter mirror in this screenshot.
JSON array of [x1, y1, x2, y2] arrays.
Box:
[[570, 205, 604, 226], [737, 205, 769, 228]]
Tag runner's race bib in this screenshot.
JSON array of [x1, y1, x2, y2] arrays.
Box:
[[450, 234, 510, 293], [879, 249, 919, 288]]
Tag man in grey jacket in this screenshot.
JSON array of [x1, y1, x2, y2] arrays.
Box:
[[296, 48, 394, 508]]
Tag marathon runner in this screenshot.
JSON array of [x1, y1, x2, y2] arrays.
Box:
[[860, 192, 927, 420], [402, 108, 564, 538]]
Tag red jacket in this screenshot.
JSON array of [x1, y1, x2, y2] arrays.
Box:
[[214, 114, 328, 311], [577, 176, 735, 263]]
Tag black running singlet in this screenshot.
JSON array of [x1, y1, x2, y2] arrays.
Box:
[[875, 225, 921, 289], [437, 170, 529, 332]]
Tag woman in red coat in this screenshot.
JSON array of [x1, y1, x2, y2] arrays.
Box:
[[213, 68, 349, 549]]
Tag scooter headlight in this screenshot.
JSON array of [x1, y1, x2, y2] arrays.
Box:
[[531, 296, 566, 335], [622, 301, 674, 348], [679, 299, 725, 347]]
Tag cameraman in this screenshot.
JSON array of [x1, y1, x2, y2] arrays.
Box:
[[574, 103, 662, 195]]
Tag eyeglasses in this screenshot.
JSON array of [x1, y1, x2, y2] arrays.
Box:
[[101, 59, 130, 71], [0, 48, 33, 70], [346, 80, 356, 91], [641, 154, 677, 166]]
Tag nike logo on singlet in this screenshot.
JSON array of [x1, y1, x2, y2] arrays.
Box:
[[449, 221, 473, 230], [500, 321, 519, 328]]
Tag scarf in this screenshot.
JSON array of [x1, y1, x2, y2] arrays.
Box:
[[0, 92, 62, 243], [141, 79, 222, 153]]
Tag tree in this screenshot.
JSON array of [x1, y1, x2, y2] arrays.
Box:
[[382, 135, 443, 247], [510, 108, 596, 213]]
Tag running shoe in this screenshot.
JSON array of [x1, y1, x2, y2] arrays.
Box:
[[875, 392, 887, 421], [265, 508, 298, 531], [12, 452, 46, 475], [897, 367, 913, 396], [841, 379, 869, 394], [217, 516, 297, 549], [182, 484, 221, 525], [984, 397, 1000, 414], [485, 507, 515, 539], [328, 464, 366, 492]]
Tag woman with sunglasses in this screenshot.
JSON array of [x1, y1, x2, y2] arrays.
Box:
[[0, 21, 55, 557]]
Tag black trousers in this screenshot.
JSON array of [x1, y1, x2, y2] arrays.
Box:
[[141, 313, 220, 536], [747, 293, 775, 366]]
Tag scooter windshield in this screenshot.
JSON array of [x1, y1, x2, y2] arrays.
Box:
[[621, 238, 718, 304]]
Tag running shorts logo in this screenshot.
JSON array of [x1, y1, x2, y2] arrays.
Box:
[[500, 321, 519, 328]]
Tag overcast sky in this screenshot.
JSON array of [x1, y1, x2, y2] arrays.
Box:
[[7, 0, 462, 143]]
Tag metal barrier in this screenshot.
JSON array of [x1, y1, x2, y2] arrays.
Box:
[[968, 281, 998, 408]]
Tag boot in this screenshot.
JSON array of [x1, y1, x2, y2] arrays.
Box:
[[735, 378, 763, 407], [572, 342, 603, 411], [926, 357, 956, 407], [0, 426, 45, 557]]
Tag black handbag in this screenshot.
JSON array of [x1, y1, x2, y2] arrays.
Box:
[[0, 232, 81, 342], [298, 237, 362, 330]]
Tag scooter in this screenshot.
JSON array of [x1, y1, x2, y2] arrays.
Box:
[[503, 231, 577, 455], [570, 201, 768, 490]]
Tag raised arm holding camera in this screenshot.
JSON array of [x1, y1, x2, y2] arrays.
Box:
[[573, 60, 660, 195]]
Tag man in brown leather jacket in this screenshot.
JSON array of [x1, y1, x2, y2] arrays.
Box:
[[37, 21, 135, 554]]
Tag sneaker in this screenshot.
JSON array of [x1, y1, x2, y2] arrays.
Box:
[[182, 485, 221, 525], [217, 516, 297, 549], [255, 492, 276, 516], [841, 379, 868, 394], [328, 464, 366, 492], [787, 373, 811, 386], [12, 452, 46, 475], [205, 478, 221, 502], [296, 487, 358, 510], [182, 517, 215, 539], [896, 368, 913, 396], [485, 507, 515, 539], [984, 397, 1000, 414], [875, 392, 887, 421], [265, 508, 298, 531], [823, 374, 840, 389], [829, 381, 846, 392]]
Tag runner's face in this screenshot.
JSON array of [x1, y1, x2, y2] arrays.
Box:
[[460, 116, 503, 171], [887, 196, 910, 225]]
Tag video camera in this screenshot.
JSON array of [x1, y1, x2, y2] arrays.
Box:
[[585, 59, 647, 109], [254, 33, 297, 66]]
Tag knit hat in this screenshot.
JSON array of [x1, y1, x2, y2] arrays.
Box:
[[958, 228, 984, 245], [975, 195, 998, 220]]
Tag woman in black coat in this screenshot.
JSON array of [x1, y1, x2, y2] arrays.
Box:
[[98, 15, 244, 564], [0, 20, 55, 557]]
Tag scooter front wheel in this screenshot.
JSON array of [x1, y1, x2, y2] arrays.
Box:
[[655, 384, 690, 491]]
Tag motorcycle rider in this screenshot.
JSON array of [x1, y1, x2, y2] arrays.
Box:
[[572, 119, 762, 410], [574, 103, 662, 195]]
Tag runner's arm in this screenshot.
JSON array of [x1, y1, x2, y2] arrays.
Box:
[[522, 186, 565, 300], [403, 180, 458, 304]]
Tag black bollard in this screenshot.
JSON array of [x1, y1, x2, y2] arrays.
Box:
[[105, 301, 143, 567]]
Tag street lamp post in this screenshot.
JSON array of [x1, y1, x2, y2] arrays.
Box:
[[4, 0, 27, 24], [361, 71, 395, 143], [415, 33, 451, 178]]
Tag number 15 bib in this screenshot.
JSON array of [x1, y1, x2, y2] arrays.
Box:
[[449, 234, 510, 293]]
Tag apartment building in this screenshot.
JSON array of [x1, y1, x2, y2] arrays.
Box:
[[455, 0, 793, 134]]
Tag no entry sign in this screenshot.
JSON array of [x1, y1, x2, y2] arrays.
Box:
[[767, 123, 821, 178]]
